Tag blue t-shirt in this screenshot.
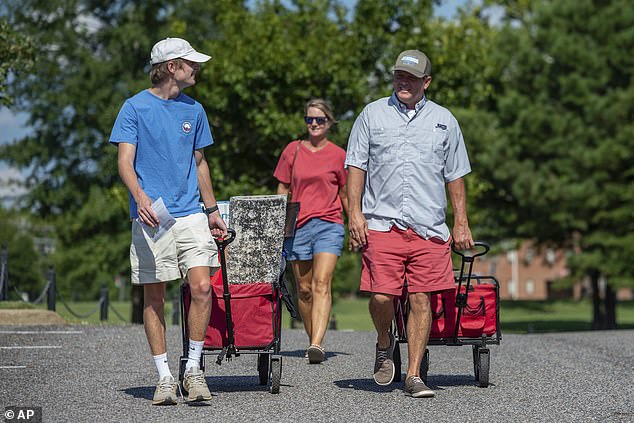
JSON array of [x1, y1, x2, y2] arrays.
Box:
[[109, 89, 213, 219]]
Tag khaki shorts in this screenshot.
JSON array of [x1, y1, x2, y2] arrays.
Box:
[[130, 213, 220, 285]]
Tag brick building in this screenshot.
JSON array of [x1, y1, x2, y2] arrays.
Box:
[[471, 241, 632, 301]]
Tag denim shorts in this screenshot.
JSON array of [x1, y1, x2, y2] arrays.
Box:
[[284, 218, 345, 261]]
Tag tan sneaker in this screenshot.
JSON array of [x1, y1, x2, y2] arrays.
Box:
[[404, 376, 435, 398], [373, 332, 396, 386], [152, 376, 178, 405], [183, 366, 212, 402]]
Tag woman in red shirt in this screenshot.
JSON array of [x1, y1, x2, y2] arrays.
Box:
[[274, 98, 348, 364]]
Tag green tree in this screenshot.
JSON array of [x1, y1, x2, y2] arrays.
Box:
[[1, 0, 503, 305], [0, 17, 34, 106], [479, 0, 634, 328], [0, 209, 46, 300], [194, 0, 368, 195], [1, 0, 372, 298], [0, 0, 176, 298]]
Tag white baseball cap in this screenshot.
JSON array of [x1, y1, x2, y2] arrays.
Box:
[[150, 37, 211, 65]]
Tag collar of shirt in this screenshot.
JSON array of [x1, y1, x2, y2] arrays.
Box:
[[390, 92, 427, 115]]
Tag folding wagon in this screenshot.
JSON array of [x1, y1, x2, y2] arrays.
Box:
[[178, 195, 296, 394], [391, 242, 501, 387]]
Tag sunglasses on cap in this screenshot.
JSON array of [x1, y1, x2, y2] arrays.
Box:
[[304, 116, 328, 125]]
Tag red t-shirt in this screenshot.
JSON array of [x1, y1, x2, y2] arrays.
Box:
[[274, 140, 347, 228]]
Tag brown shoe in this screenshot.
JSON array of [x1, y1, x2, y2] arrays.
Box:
[[373, 332, 395, 386], [404, 376, 435, 398]]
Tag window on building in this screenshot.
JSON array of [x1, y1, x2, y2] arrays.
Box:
[[508, 279, 517, 300], [526, 279, 535, 296], [523, 247, 534, 266]]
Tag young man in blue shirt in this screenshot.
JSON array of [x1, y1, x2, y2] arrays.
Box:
[[110, 37, 227, 405]]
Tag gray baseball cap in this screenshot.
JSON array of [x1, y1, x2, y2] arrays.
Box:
[[392, 50, 431, 78]]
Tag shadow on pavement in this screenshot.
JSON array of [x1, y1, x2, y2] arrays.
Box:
[[428, 374, 483, 388], [332, 378, 401, 393], [205, 375, 291, 392], [333, 373, 487, 392], [120, 386, 154, 400], [121, 376, 281, 398], [281, 349, 351, 359]]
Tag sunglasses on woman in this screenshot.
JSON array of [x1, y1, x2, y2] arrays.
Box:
[[304, 116, 328, 125]]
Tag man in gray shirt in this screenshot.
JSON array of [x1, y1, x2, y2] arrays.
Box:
[[346, 49, 474, 398]]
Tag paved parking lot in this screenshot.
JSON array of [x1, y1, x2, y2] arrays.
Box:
[[1, 325, 633, 422]]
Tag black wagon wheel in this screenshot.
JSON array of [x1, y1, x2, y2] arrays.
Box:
[[393, 341, 402, 382], [420, 348, 430, 384], [477, 348, 490, 387], [472, 345, 480, 380], [270, 355, 282, 394], [257, 354, 270, 386]]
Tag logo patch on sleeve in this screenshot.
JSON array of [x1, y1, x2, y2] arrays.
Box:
[[435, 123, 447, 130]]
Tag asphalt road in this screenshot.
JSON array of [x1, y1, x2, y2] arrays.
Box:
[[1, 325, 633, 423]]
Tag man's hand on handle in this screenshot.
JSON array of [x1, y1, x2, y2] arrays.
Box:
[[208, 212, 228, 239], [452, 222, 474, 251]]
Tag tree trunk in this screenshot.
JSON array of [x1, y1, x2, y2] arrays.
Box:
[[590, 269, 605, 330], [605, 283, 617, 330], [131, 285, 144, 324]]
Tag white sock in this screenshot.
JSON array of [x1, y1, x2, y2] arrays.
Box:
[[153, 352, 172, 379], [186, 339, 205, 371]]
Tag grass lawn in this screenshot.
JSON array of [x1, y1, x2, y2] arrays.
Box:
[[500, 299, 634, 333], [0, 300, 177, 326], [318, 297, 634, 334], [2, 298, 634, 334]]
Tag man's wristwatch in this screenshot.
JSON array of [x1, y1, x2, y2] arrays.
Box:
[[203, 205, 219, 216]]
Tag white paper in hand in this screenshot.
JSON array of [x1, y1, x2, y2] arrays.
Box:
[[137, 197, 176, 242]]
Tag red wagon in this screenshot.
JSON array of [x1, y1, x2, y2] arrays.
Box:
[[178, 229, 296, 394], [391, 242, 501, 387]]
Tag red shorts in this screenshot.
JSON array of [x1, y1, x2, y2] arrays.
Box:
[[360, 227, 454, 296]]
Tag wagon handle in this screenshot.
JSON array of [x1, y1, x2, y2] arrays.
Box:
[[452, 240, 490, 342], [214, 227, 239, 363], [451, 241, 490, 261], [215, 228, 236, 249]]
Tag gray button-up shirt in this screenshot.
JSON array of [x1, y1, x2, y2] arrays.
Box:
[[345, 93, 471, 241]]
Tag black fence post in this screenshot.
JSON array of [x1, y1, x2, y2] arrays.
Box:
[[131, 285, 144, 324], [172, 295, 179, 326], [329, 313, 338, 330], [100, 285, 109, 321], [0, 245, 8, 301], [47, 266, 56, 311]]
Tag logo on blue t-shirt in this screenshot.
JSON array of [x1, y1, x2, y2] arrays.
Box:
[[181, 121, 193, 134]]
